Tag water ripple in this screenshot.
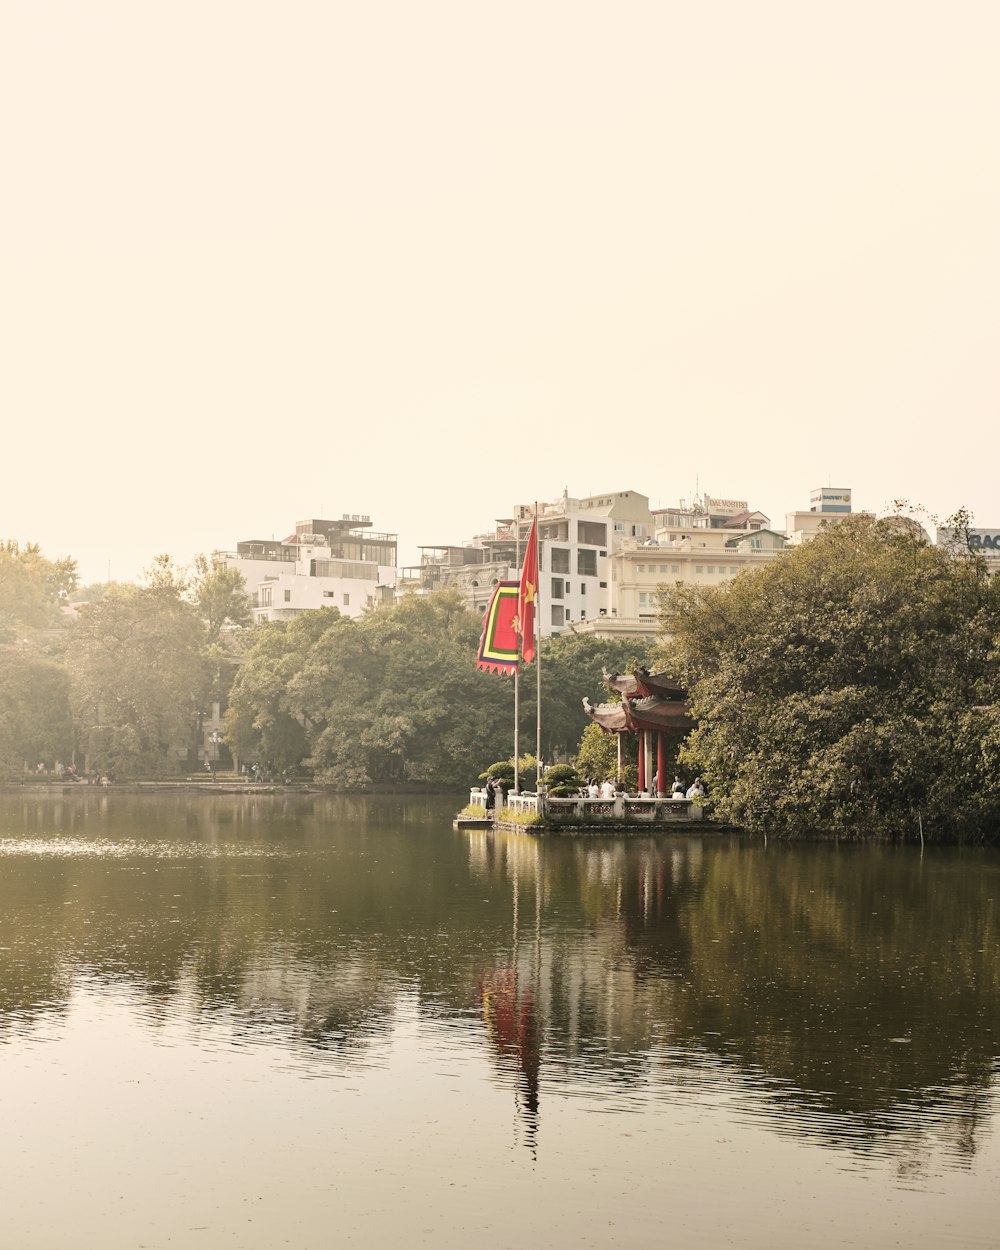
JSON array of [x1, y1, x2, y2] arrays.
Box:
[[0, 837, 298, 859]]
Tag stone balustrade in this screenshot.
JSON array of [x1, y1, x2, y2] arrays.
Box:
[[468, 788, 702, 824]]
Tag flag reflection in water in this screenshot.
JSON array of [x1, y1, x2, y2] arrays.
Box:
[[476, 838, 542, 1155], [477, 965, 540, 1155]]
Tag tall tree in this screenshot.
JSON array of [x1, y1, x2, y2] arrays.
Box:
[[657, 513, 1000, 839], [68, 583, 209, 778], [224, 610, 337, 771], [190, 554, 252, 640]]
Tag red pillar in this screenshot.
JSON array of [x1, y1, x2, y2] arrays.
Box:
[[637, 730, 646, 793], [656, 732, 666, 797]]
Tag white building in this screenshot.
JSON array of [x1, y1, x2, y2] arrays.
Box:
[[402, 489, 654, 638], [785, 486, 853, 545], [936, 525, 1000, 573], [216, 516, 397, 624]]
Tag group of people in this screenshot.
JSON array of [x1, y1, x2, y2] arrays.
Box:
[[581, 774, 706, 800], [664, 774, 705, 799], [580, 778, 618, 799], [483, 772, 705, 809]]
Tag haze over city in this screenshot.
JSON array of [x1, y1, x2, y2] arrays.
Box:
[[3, 0, 997, 585]]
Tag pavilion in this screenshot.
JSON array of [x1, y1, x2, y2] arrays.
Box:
[[583, 668, 691, 796]]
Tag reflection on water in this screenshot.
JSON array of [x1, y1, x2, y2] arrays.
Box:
[[1, 792, 998, 1247]]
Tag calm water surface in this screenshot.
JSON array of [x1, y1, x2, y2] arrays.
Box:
[[1, 792, 998, 1248]]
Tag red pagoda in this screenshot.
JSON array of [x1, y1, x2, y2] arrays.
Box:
[[583, 668, 691, 796]]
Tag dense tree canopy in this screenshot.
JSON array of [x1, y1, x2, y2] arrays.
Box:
[[227, 594, 515, 784], [226, 594, 651, 786], [657, 514, 1000, 839]]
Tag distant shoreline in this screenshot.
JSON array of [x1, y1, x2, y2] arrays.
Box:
[[0, 781, 466, 796]]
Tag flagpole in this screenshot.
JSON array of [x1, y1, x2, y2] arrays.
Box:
[[535, 500, 542, 790], [514, 517, 521, 795]]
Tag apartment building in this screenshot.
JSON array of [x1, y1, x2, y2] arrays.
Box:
[[785, 486, 853, 545], [216, 515, 397, 624], [402, 489, 654, 637], [582, 494, 787, 638]]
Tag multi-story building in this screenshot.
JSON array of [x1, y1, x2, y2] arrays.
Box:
[[398, 544, 512, 615], [785, 486, 853, 545], [216, 516, 397, 624], [402, 489, 654, 637], [591, 494, 787, 638], [936, 525, 1000, 573]]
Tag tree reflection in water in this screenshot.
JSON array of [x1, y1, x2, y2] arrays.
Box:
[[0, 793, 998, 1172], [467, 828, 1000, 1166]]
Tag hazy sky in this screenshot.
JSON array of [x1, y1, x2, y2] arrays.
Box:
[[3, 0, 998, 585]]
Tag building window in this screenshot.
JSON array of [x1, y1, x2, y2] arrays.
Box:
[[551, 578, 564, 599], [695, 565, 703, 574], [551, 547, 570, 574], [323, 591, 335, 598], [751, 537, 761, 549], [284, 589, 291, 602], [578, 549, 597, 577], [580, 583, 586, 594], [343, 593, 350, 606], [659, 564, 668, 573], [637, 563, 645, 573], [599, 581, 607, 588], [550, 605, 564, 626], [671, 565, 679, 574], [706, 566, 715, 575], [599, 608, 607, 616], [577, 521, 607, 546], [639, 592, 647, 607], [730, 566, 738, 574], [580, 609, 586, 618]]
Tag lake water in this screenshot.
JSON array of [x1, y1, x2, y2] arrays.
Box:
[[1, 792, 998, 1249]]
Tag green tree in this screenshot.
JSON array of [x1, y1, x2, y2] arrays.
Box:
[[68, 582, 209, 778], [0, 651, 74, 778], [0, 540, 77, 641], [224, 611, 337, 771], [190, 554, 252, 640], [657, 513, 1000, 839], [575, 720, 629, 782]]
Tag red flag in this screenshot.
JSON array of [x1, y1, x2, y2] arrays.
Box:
[[518, 518, 538, 663]]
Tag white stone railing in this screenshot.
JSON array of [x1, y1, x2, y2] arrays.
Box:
[[468, 788, 702, 823], [542, 795, 700, 822]]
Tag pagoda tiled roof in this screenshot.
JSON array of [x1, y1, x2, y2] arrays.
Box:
[[586, 668, 691, 735]]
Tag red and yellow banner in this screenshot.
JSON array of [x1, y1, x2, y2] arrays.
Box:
[[476, 580, 520, 675], [518, 518, 538, 664]]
